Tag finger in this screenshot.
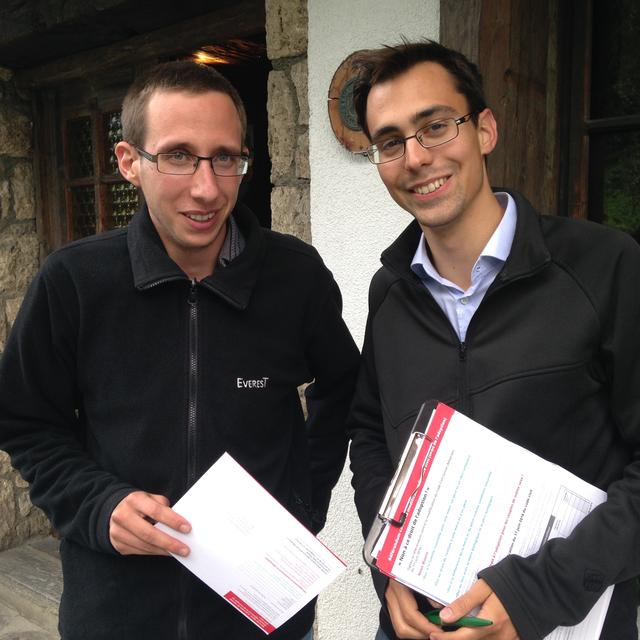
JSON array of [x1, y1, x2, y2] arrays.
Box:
[[140, 493, 170, 522], [110, 525, 169, 556], [109, 491, 191, 556], [472, 591, 519, 640], [385, 580, 438, 639], [112, 491, 190, 536], [439, 580, 492, 624], [148, 493, 170, 506], [429, 620, 496, 640], [431, 583, 519, 640], [386, 585, 425, 639], [123, 512, 190, 556], [429, 627, 483, 640], [133, 493, 192, 534], [428, 614, 496, 640], [111, 512, 190, 557]]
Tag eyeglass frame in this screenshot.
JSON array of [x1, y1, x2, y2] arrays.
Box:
[[361, 112, 477, 165], [134, 146, 250, 176]]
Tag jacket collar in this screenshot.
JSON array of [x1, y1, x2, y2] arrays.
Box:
[[495, 189, 551, 283], [127, 202, 265, 310], [380, 188, 551, 283]]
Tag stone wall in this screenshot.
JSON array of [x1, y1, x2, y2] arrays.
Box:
[[0, 66, 51, 551], [265, 0, 311, 243]]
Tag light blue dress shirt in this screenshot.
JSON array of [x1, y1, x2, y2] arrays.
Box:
[[410, 192, 517, 342]]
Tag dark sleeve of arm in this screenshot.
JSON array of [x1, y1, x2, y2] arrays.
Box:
[[347, 278, 397, 605], [303, 272, 360, 533], [478, 238, 640, 640], [0, 262, 135, 554]]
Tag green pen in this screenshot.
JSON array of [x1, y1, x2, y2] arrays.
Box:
[[426, 609, 493, 629]]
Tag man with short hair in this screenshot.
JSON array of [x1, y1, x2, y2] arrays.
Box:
[[347, 40, 640, 640], [0, 61, 359, 639]]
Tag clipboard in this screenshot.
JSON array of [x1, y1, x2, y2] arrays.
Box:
[[363, 399, 438, 572], [360, 400, 614, 640]]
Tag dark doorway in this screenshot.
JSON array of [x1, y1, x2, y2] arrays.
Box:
[[189, 34, 272, 228], [13, 1, 270, 252]]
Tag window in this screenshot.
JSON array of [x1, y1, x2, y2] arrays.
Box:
[[33, 69, 138, 252], [588, 0, 640, 239], [64, 108, 139, 239], [564, 0, 640, 240]]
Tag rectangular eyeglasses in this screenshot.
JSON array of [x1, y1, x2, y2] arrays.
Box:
[[363, 113, 476, 165], [135, 147, 249, 176]]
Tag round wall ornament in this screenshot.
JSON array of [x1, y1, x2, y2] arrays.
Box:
[[327, 51, 371, 154]]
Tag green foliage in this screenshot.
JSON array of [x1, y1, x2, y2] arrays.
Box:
[[593, 0, 640, 238], [603, 135, 640, 236]]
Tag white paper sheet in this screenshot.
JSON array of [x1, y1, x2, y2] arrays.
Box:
[[156, 453, 345, 634], [370, 403, 612, 640]]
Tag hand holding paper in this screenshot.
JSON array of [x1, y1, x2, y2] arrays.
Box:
[[156, 453, 345, 634], [430, 580, 516, 640], [365, 402, 613, 640], [110, 490, 191, 556]]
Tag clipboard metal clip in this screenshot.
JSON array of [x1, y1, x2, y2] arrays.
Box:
[[378, 431, 432, 528]]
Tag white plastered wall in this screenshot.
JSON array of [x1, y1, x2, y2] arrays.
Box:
[[308, 2, 440, 638]]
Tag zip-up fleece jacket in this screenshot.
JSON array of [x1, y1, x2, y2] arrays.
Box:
[[348, 190, 640, 640], [0, 203, 359, 640]]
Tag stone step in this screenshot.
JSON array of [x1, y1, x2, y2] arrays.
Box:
[[0, 598, 54, 640], [0, 536, 61, 638]]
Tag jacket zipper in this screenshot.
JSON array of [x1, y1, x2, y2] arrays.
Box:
[[410, 279, 471, 413], [392, 256, 547, 420], [458, 340, 469, 414], [178, 279, 199, 640], [187, 278, 198, 487], [456, 276, 509, 415]]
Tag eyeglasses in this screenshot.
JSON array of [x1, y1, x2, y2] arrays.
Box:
[[362, 113, 476, 165], [135, 146, 249, 176]]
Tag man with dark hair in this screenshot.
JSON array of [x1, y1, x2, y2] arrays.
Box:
[[0, 60, 359, 639], [348, 40, 640, 640]]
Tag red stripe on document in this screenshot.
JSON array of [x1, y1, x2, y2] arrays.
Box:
[[376, 402, 454, 574], [224, 591, 276, 634]]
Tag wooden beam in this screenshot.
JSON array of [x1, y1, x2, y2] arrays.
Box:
[[14, 0, 264, 88], [564, 0, 592, 219], [477, 0, 560, 215], [439, 0, 481, 63], [542, 0, 561, 215], [32, 88, 67, 253], [0, 0, 131, 45]]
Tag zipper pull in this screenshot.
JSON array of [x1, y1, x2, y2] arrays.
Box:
[[459, 341, 467, 361], [188, 278, 197, 304]]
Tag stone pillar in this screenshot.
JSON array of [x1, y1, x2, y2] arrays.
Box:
[[265, 0, 311, 243], [0, 66, 51, 551]]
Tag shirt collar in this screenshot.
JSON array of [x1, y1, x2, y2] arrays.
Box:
[[218, 214, 245, 267], [128, 202, 261, 310], [411, 191, 517, 283], [482, 192, 516, 262]]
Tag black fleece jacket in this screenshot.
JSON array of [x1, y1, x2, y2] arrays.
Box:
[[0, 203, 359, 639], [349, 190, 640, 640]]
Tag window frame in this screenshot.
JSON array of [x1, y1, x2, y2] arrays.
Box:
[[61, 99, 139, 240], [562, 0, 640, 228]]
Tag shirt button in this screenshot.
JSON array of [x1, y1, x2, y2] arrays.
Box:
[[460, 297, 469, 305]]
